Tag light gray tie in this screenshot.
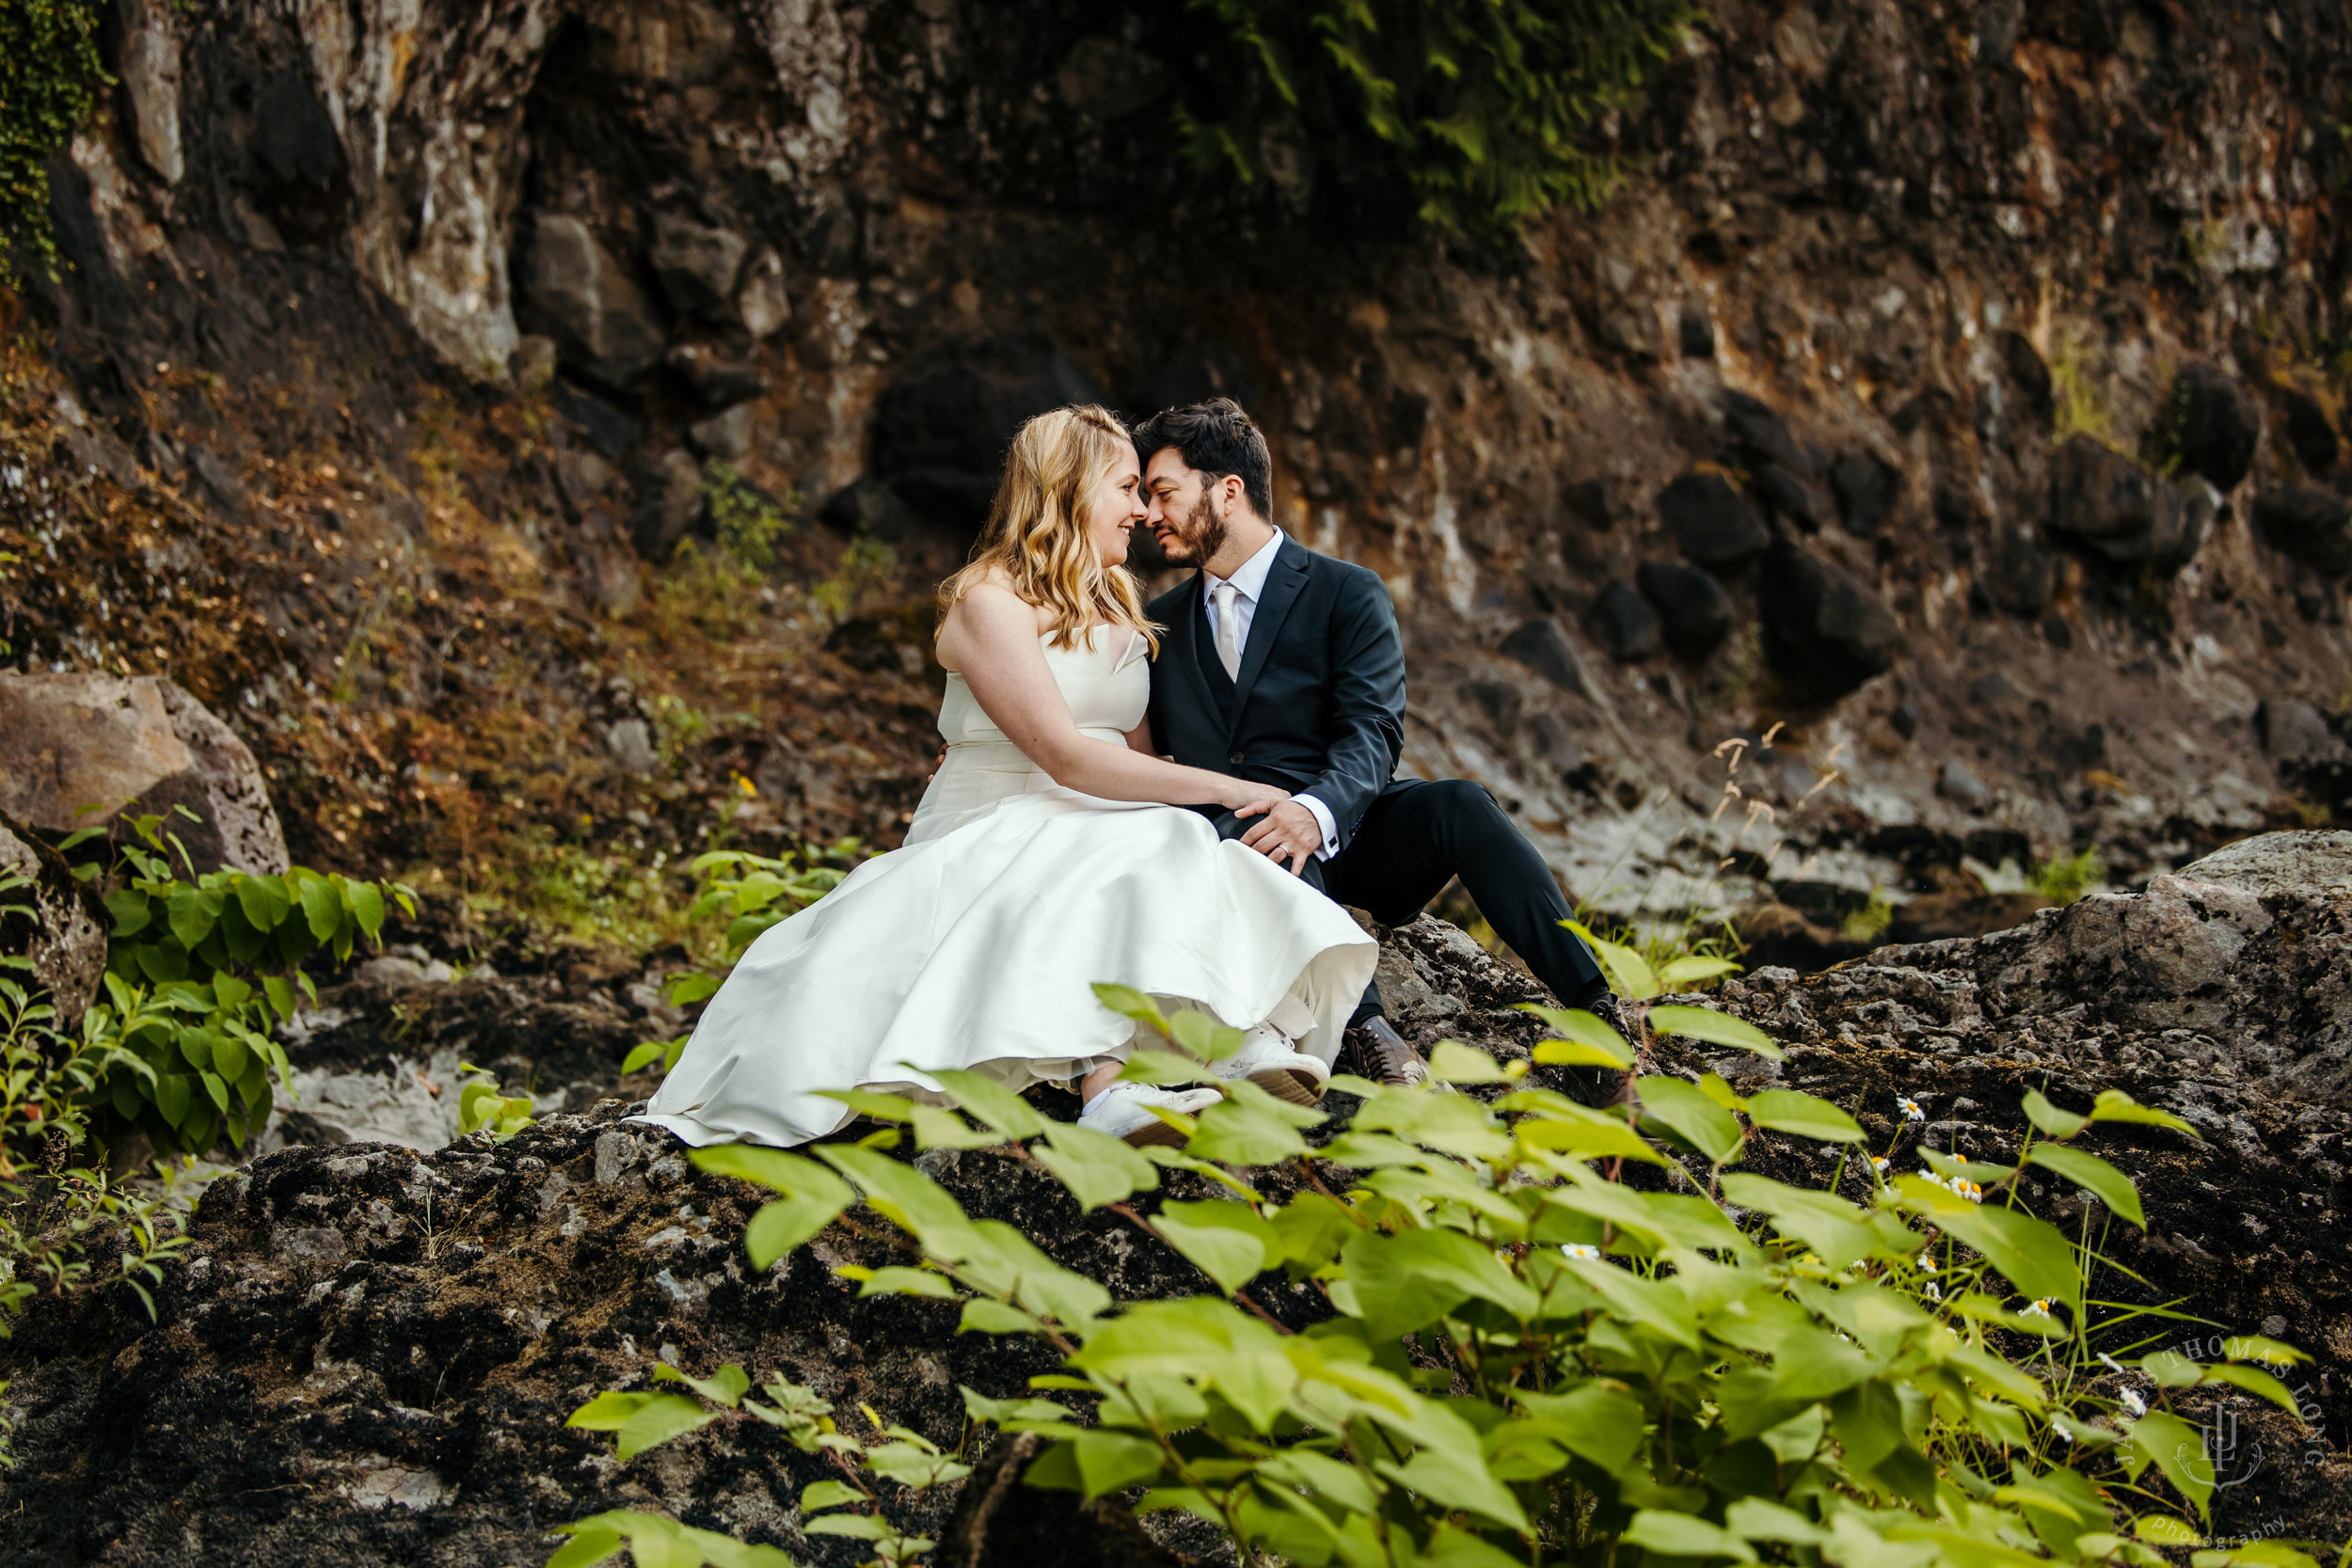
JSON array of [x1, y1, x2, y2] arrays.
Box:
[[1213, 579, 1243, 681]]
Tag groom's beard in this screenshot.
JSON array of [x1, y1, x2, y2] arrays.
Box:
[[1164, 495, 1228, 568]]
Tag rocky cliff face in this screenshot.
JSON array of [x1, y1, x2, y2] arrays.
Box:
[[4, 831, 2348, 1564], [6, 1, 2351, 926]]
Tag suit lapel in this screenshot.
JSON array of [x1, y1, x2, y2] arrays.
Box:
[[1227, 539, 1309, 739], [1162, 573, 1219, 720]]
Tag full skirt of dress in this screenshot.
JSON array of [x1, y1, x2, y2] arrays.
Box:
[[632, 787, 1378, 1148]]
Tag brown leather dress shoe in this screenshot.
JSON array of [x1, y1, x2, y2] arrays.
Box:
[[1343, 1016, 1429, 1087]]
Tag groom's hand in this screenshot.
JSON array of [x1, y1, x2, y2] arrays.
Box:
[[1240, 800, 1322, 876]]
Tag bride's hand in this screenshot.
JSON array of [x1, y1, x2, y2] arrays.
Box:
[[1225, 778, 1293, 817]]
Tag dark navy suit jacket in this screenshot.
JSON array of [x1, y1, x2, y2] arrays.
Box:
[[1144, 535, 1406, 852]]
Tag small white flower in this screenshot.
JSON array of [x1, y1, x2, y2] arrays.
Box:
[[1963, 1181, 1984, 1203], [2120, 1387, 2148, 1418], [2022, 1298, 2053, 1318], [1561, 1243, 1600, 1260], [1918, 1257, 1937, 1274], [1925, 1283, 1942, 1302], [1899, 1096, 1926, 1122], [1871, 1156, 1890, 1177]]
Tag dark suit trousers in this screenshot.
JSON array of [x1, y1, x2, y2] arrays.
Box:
[[1215, 778, 1609, 1025]]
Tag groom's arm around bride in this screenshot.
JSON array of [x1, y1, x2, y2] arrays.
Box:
[[1136, 398, 1626, 1102]]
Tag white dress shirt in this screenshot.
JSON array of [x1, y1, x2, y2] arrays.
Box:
[[1201, 531, 1340, 860]]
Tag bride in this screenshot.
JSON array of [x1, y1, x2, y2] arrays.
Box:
[[635, 404, 1379, 1148]]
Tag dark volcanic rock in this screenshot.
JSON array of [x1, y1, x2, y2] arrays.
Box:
[[2049, 436, 2190, 564], [1722, 389, 1805, 472], [7, 845, 2352, 1559], [2280, 388, 2342, 474], [1658, 469, 1771, 570], [1584, 579, 1662, 661], [2170, 362, 2261, 493], [1757, 541, 1899, 702], [2253, 484, 2352, 577], [1498, 616, 1585, 691], [1635, 559, 1734, 658], [1751, 462, 1829, 533], [870, 331, 1108, 527], [1828, 451, 1900, 536]]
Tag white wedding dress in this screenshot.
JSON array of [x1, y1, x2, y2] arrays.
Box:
[[633, 626, 1378, 1148]]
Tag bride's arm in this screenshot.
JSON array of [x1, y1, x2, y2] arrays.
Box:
[[943, 584, 1285, 813]]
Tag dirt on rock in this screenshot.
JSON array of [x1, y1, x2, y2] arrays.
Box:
[[3, 833, 2350, 1563]]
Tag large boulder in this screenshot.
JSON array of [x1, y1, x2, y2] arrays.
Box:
[[2252, 483, 2352, 577], [2177, 829, 2352, 901], [1635, 560, 1734, 658], [2169, 362, 2261, 492], [520, 213, 668, 388], [869, 331, 1109, 526], [2049, 436, 2203, 567], [1756, 542, 1899, 702], [1657, 469, 1771, 570], [0, 675, 288, 875]]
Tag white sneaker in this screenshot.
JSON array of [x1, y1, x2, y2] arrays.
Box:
[[1076, 1082, 1222, 1148], [1214, 1024, 1330, 1107]]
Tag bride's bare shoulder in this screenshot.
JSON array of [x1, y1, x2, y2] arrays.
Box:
[[945, 573, 1047, 628], [936, 575, 1048, 669]]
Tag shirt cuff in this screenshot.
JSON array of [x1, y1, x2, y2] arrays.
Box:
[[1294, 794, 1341, 862]]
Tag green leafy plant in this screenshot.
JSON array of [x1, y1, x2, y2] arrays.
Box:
[[2, 900, 193, 1345], [559, 982, 2298, 1568], [456, 1063, 536, 1142], [1178, 0, 1696, 237], [2029, 848, 2106, 907], [85, 809, 417, 1154], [702, 463, 796, 572], [561, 1359, 967, 1567], [812, 533, 897, 624], [623, 842, 859, 1078], [0, 0, 107, 283]]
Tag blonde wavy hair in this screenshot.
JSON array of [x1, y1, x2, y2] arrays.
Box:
[[938, 404, 1160, 654]]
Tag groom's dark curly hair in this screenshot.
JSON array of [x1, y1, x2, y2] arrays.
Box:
[[1133, 397, 1274, 520]]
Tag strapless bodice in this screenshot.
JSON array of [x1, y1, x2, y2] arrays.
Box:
[[908, 627, 1149, 843]]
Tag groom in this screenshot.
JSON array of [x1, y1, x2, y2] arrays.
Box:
[[1134, 398, 1624, 1100]]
